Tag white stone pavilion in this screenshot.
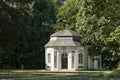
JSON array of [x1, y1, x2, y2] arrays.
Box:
[[45, 30, 101, 71]]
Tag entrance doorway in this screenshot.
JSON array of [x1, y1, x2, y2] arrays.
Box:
[[61, 53, 68, 69]]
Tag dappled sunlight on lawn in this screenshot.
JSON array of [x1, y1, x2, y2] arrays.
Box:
[[0, 70, 119, 80]]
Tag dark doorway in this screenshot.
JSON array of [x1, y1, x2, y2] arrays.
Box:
[[61, 53, 68, 69]]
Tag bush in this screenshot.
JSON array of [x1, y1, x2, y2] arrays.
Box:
[[112, 68, 120, 76]]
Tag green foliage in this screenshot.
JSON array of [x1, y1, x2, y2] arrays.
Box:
[[0, 0, 56, 69], [107, 26, 120, 57], [24, 0, 56, 69], [54, 0, 78, 30], [110, 26, 120, 42], [76, 0, 120, 68], [76, 0, 106, 56], [110, 68, 120, 77], [0, 0, 32, 69]]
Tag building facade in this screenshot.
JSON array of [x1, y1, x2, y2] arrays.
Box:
[[45, 30, 101, 71]]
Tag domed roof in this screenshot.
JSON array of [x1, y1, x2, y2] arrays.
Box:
[[45, 30, 81, 47], [51, 30, 79, 37]]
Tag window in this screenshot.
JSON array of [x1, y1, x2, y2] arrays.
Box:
[[48, 53, 51, 63], [94, 56, 101, 68], [54, 51, 57, 68], [71, 50, 75, 53], [97, 57, 101, 68], [72, 54, 74, 68], [78, 53, 83, 64], [61, 53, 68, 69], [60, 0, 66, 4]]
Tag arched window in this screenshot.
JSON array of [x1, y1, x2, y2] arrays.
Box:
[[71, 50, 75, 68], [48, 53, 51, 63], [54, 51, 57, 68], [72, 54, 74, 68], [78, 53, 83, 64]]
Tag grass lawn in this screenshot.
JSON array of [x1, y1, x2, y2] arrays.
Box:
[[0, 70, 119, 80], [23, 78, 117, 80]]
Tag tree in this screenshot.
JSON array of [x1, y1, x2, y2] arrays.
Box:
[[0, 0, 33, 69], [76, 0, 120, 69], [107, 26, 120, 57], [54, 0, 78, 30], [26, 0, 56, 69], [0, 0, 57, 69]]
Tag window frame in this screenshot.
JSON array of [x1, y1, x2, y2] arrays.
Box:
[[78, 53, 83, 64], [48, 53, 51, 63]]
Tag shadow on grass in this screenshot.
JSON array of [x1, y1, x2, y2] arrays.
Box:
[[0, 70, 119, 80]]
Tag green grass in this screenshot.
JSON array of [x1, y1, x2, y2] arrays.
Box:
[[0, 69, 118, 80], [17, 77, 117, 80]]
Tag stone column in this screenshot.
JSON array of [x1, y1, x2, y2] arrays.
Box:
[[51, 49, 55, 71], [88, 56, 91, 70], [68, 50, 71, 70], [57, 51, 61, 70]]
